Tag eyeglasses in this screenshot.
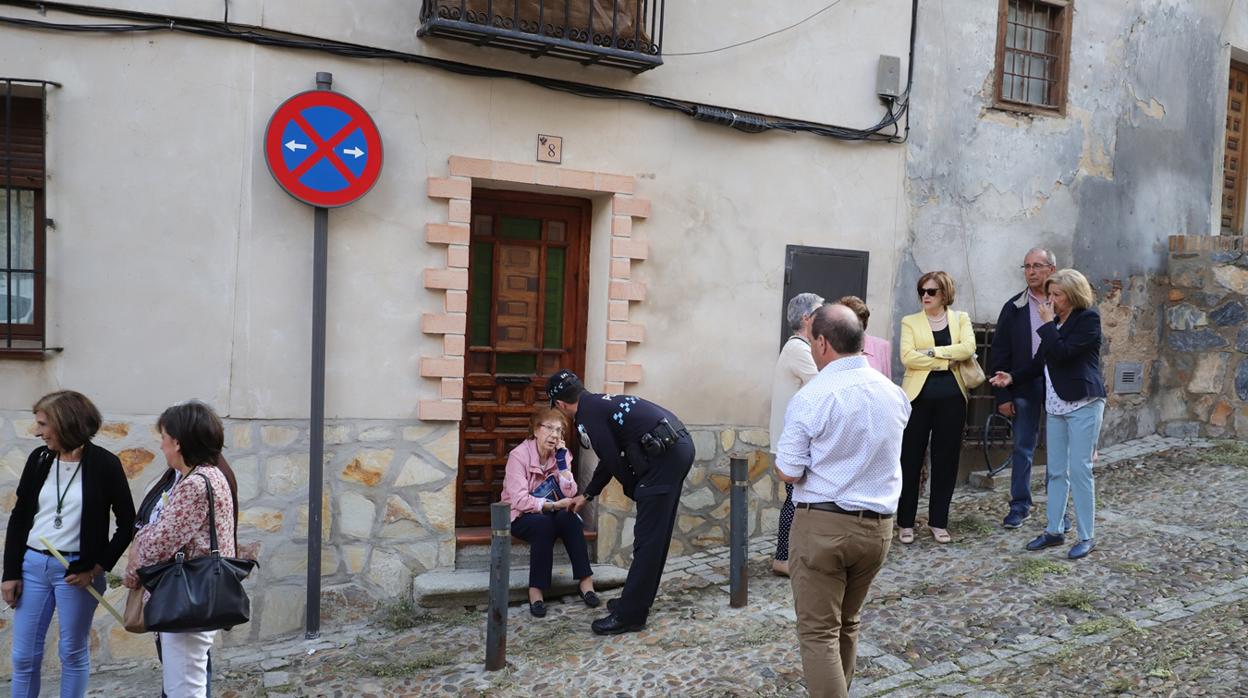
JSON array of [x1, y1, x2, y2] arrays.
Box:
[[1021, 263, 1054, 271], [536, 422, 564, 434], [918, 288, 940, 297]]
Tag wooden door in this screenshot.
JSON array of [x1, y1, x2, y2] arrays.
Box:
[[456, 190, 591, 527], [1223, 64, 1248, 233]]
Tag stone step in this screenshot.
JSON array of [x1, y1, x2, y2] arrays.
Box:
[[413, 564, 629, 607], [454, 526, 599, 571], [454, 540, 584, 570]]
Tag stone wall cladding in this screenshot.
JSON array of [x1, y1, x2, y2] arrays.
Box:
[[0, 413, 458, 670], [1157, 235, 1248, 439], [593, 425, 780, 566], [1095, 272, 1168, 446]]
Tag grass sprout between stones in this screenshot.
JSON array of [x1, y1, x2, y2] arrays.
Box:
[[1108, 561, 1148, 575], [1045, 589, 1097, 613], [1011, 558, 1070, 583], [1072, 616, 1119, 636], [950, 513, 995, 537], [1106, 676, 1132, 693], [735, 623, 790, 648], [1197, 440, 1248, 467], [375, 596, 431, 631], [365, 650, 458, 676]]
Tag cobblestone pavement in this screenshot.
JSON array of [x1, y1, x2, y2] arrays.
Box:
[[10, 435, 1248, 697]]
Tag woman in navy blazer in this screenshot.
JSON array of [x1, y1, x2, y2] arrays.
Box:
[[990, 269, 1106, 560]]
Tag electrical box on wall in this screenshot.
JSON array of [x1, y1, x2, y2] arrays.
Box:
[[1114, 362, 1144, 394], [877, 55, 901, 98]]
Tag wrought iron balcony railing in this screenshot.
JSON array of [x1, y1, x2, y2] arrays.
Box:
[[419, 0, 664, 72]]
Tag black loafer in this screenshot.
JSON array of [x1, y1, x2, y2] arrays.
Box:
[[591, 614, 645, 636], [580, 590, 601, 608], [1025, 532, 1065, 551], [529, 600, 546, 618]]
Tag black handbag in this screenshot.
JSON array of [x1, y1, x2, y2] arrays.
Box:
[[137, 472, 256, 633]]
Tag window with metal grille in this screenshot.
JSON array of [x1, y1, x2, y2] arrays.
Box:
[[2, 79, 54, 355], [994, 0, 1071, 115], [961, 322, 1045, 451]]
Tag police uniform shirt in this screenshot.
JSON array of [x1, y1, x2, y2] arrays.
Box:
[[577, 392, 680, 499]]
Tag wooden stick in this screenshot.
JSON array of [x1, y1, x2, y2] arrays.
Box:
[[37, 537, 125, 624]]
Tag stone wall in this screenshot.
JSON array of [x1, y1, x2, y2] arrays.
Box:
[[0, 413, 459, 670], [1155, 235, 1248, 439], [593, 425, 779, 566], [1095, 272, 1169, 446]]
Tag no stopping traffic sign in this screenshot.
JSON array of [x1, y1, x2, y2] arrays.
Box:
[[264, 90, 383, 208]]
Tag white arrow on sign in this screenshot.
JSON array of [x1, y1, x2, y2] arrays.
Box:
[[342, 146, 364, 159], [285, 140, 308, 152]]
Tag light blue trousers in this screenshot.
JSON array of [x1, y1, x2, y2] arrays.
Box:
[[11, 549, 105, 698], [1044, 399, 1105, 541]]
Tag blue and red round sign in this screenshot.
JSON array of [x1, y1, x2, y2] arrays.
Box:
[[264, 90, 383, 208]]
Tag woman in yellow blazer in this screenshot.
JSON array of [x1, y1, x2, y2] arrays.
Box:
[[897, 271, 976, 545]]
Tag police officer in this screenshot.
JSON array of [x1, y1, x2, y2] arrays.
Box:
[[547, 369, 696, 636]]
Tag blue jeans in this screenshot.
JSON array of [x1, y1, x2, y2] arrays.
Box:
[[1044, 400, 1105, 541], [11, 549, 105, 698], [1008, 395, 1042, 515]]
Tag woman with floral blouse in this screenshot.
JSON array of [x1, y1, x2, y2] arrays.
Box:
[[124, 401, 237, 698]]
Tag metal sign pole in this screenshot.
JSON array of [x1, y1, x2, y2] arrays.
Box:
[[305, 70, 333, 640]]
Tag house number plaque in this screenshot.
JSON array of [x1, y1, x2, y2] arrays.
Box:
[[537, 134, 563, 164]]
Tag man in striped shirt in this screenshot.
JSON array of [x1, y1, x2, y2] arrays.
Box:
[[775, 303, 911, 697]]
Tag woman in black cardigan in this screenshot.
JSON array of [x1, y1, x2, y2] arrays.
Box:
[[990, 269, 1107, 560], [2, 390, 136, 697]]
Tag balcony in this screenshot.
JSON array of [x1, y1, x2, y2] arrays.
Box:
[[418, 0, 665, 72]]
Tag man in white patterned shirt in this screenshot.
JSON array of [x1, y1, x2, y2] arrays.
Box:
[[775, 303, 911, 698]]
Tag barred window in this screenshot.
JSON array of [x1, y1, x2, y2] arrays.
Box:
[[2, 79, 53, 354], [994, 0, 1072, 114]]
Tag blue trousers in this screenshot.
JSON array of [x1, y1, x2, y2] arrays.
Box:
[[10, 549, 105, 698], [1044, 400, 1105, 541], [511, 510, 594, 591], [1008, 395, 1043, 515]]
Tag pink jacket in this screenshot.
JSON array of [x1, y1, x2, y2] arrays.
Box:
[[499, 438, 577, 522], [864, 334, 893, 379]]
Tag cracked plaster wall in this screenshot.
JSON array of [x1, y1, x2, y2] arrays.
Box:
[[899, 0, 1239, 442]]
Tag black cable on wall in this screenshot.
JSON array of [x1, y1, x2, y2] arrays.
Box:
[[0, 0, 917, 143]]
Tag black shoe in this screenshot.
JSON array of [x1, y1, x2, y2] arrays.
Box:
[[529, 600, 546, 618], [1025, 532, 1065, 551], [606, 598, 619, 613], [580, 590, 601, 608], [591, 614, 645, 636]]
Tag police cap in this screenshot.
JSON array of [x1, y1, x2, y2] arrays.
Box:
[[545, 369, 583, 407]]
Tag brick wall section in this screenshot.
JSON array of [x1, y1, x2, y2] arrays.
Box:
[[422, 157, 652, 419]]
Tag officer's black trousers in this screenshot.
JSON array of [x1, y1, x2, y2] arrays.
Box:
[[613, 438, 695, 625]]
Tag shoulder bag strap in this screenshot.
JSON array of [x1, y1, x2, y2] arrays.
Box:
[[192, 472, 220, 554]]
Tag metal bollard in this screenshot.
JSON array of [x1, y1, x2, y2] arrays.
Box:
[[729, 457, 749, 608], [485, 501, 511, 671]]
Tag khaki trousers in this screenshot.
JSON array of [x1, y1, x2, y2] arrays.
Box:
[[790, 507, 893, 698]]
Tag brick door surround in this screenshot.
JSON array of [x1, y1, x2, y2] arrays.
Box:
[[419, 156, 652, 421]]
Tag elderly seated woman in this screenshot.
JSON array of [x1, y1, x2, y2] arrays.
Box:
[[500, 407, 599, 617]]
